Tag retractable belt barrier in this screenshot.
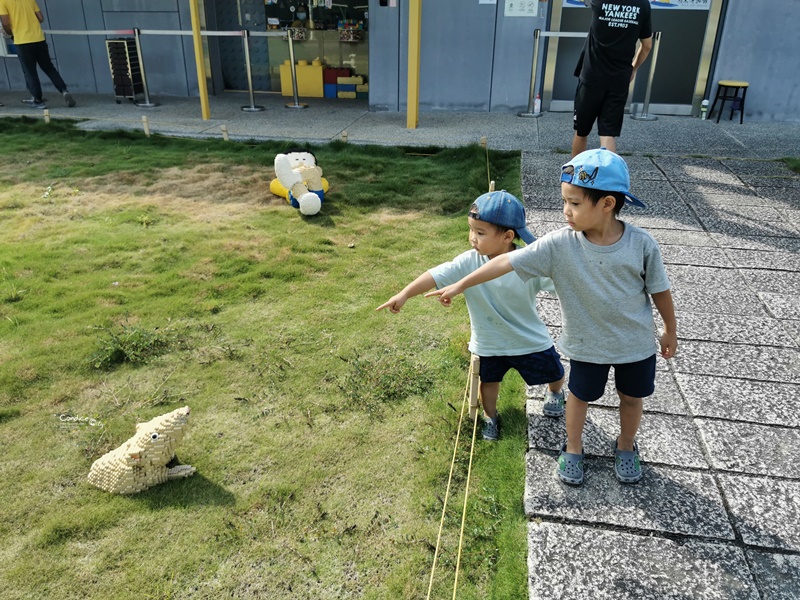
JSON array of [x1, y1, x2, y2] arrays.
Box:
[[42, 28, 304, 113], [519, 28, 662, 122]]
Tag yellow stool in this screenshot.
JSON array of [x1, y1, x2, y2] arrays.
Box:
[[708, 80, 749, 124]]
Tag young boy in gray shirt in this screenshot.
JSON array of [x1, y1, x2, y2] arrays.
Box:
[[377, 190, 566, 441], [428, 149, 677, 485]]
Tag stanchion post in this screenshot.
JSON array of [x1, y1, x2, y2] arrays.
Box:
[[518, 29, 542, 118], [630, 31, 660, 122], [241, 29, 265, 112], [133, 27, 158, 108], [285, 29, 308, 109], [142, 115, 151, 137]]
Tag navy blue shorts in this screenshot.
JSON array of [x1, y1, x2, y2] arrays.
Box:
[[479, 346, 564, 385], [568, 355, 656, 402], [573, 81, 628, 138]]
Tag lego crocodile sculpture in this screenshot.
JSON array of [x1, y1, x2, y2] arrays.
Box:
[[88, 406, 196, 494]]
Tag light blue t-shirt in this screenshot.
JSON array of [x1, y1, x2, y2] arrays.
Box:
[[508, 223, 671, 364], [429, 248, 555, 357]]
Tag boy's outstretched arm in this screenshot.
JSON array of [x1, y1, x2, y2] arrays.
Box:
[[652, 289, 678, 359], [376, 272, 436, 313], [425, 254, 513, 307]]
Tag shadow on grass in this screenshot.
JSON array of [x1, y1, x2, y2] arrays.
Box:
[[132, 471, 236, 509]]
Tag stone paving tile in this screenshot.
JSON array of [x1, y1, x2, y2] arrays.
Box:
[[677, 312, 798, 347], [721, 159, 797, 178], [675, 374, 800, 427], [666, 264, 749, 290], [673, 181, 758, 197], [671, 287, 769, 316], [754, 186, 800, 207], [525, 451, 730, 538], [758, 292, 800, 320], [710, 232, 800, 252], [526, 208, 566, 223], [535, 296, 561, 326], [784, 208, 800, 226], [671, 340, 800, 384], [624, 155, 665, 180], [739, 175, 800, 188], [528, 408, 705, 468], [661, 245, 734, 267], [528, 522, 757, 600], [653, 229, 718, 247], [683, 190, 767, 206], [626, 213, 704, 231], [740, 269, 800, 295], [696, 419, 800, 476], [529, 221, 566, 237], [694, 215, 800, 237], [719, 475, 800, 551], [652, 157, 743, 185], [782, 321, 800, 347], [726, 248, 800, 271], [687, 203, 786, 221], [523, 190, 561, 208], [746, 550, 800, 600]]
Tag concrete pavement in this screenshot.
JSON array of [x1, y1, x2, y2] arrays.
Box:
[[3, 89, 799, 598]]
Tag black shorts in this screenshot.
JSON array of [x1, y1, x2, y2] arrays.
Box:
[[573, 81, 628, 138], [479, 346, 564, 385], [567, 355, 656, 402]]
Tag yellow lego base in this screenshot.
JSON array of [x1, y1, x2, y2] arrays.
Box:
[[280, 62, 324, 98]]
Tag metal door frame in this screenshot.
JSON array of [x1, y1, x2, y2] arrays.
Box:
[[543, 0, 725, 116]]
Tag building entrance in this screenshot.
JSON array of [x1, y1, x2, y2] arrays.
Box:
[[544, 0, 723, 116]]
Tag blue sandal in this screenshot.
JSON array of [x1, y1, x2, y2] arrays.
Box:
[[614, 440, 643, 483], [557, 443, 584, 485]]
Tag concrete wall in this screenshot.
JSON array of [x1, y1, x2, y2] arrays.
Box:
[[369, 0, 547, 113], [0, 0, 197, 98], [710, 0, 799, 122]]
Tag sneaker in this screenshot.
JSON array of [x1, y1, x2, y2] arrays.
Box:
[[542, 389, 566, 417], [29, 101, 47, 109], [63, 91, 76, 107], [481, 416, 499, 441], [614, 440, 643, 484], [557, 443, 584, 485], [22, 97, 46, 104]]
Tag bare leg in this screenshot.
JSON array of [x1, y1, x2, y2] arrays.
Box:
[[599, 135, 617, 153], [617, 391, 643, 451], [571, 133, 588, 157], [547, 376, 565, 393], [565, 392, 589, 454], [480, 381, 500, 419]]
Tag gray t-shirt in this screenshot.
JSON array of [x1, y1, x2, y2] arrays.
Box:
[[508, 223, 670, 364]]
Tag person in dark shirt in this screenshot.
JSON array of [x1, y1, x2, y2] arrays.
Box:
[[571, 0, 651, 156]]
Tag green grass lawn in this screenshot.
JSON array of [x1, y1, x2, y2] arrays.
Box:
[[0, 117, 530, 599]]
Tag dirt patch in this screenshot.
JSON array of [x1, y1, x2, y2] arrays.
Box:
[[79, 163, 286, 221]]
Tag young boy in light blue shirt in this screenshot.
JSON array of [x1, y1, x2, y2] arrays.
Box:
[[428, 150, 677, 484], [377, 190, 566, 441]]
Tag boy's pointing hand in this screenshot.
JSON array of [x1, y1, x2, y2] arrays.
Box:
[[425, 285, 459, 307]]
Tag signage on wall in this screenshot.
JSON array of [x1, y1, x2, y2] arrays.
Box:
[[563, 0, 711, 9], [505, 0, 548, 17]]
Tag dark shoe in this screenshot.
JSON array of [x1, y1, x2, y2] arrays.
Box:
[[30, 101, 47, 109], [63, 91, 76, 107], [614, 440, 643, 483], [557, 443, 584, 485], [22, 97, 46, 104]]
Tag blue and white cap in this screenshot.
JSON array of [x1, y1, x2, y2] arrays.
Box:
[[561, 148, 646, 208], [469, 190, 536, 245]]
